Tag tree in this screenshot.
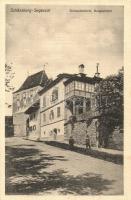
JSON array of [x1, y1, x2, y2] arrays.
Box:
[[69, 115, 77, 132], [5, 63, 15, 108], [5, 63, 15, 92], [95, 67, 124, 147]]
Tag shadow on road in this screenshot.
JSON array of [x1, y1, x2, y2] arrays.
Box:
[[44, 141, 123, 165], [5, 144, 115, 195]]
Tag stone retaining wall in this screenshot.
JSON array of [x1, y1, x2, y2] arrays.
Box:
[[64, 119, 97, 147], [64, 120, 123, 150]]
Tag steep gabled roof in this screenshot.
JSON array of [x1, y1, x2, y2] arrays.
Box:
[[14, 70, 49, 93]]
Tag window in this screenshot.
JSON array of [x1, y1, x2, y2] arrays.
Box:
[[70, 82, 74, 91], [43, 96, 46, 107], [17, 100, 20, 110], [86, 83, 89, 91], [16, 94, 20, 101], [65, 82, 74, 94], [29, 126, 32, 132], [17, 99, 20, 106], [51, 88, 58, 102], [33, 125, 36, 130], [91, 98, 96, 108], [76, 82, 80, 90], [92, 85, 94, 92], [58, 129, 60, 133], [43, 113, 46, 122], [57, 107, 61, 117], [69, 82, 74, 91], [49, 110, 54, 120], [86, 99, 91, 111], [81, 83, 85, 91], [75, 81, 84, 90], [88, 84, 92, 92]]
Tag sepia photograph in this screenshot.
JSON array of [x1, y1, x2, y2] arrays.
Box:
[[5, 4, 124, 196]]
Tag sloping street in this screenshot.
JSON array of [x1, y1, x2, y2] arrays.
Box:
[[5, 137, 123, 195]]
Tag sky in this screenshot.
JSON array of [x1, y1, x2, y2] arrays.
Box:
[[5, 5, 124, 115]]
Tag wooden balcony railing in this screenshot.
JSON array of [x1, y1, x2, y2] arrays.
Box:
[[65, 90, 92, 99]]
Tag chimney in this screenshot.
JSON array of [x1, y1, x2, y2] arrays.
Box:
[[78, 64, 85, 74]]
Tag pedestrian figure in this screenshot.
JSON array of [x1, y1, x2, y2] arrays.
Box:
[[85, 134, 91, 151], [69, 136, 75, 150], [26, 126, 29, 139], [54, 128, 57, 140], [26, 118, 29, 139]]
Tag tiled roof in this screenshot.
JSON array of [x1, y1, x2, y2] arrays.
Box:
[[39, 73, 102, 96], [64, 74, 102, 86], [14, 70, 49, 93], [39, 73, 73, 95]]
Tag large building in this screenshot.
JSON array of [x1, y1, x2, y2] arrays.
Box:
[[38, 64, 101, 141], [39, 73, 72, 139], [13, 64, 101, 142], [12, 65, 123, 150], [13, 70, 50, 137]]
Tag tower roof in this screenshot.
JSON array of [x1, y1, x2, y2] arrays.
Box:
[[13, 70, 49, 93]]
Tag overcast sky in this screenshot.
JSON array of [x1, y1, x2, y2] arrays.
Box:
[[6, 5, 123, 114]]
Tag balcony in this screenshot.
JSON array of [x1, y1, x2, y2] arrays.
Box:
[[65, 90, 92, 100]]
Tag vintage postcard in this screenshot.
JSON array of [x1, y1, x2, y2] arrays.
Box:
[[1, 0, 131, 200]]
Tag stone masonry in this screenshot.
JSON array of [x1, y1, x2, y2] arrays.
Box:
[[64, 119, 97, 147], [64, 119, 123, 150]]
